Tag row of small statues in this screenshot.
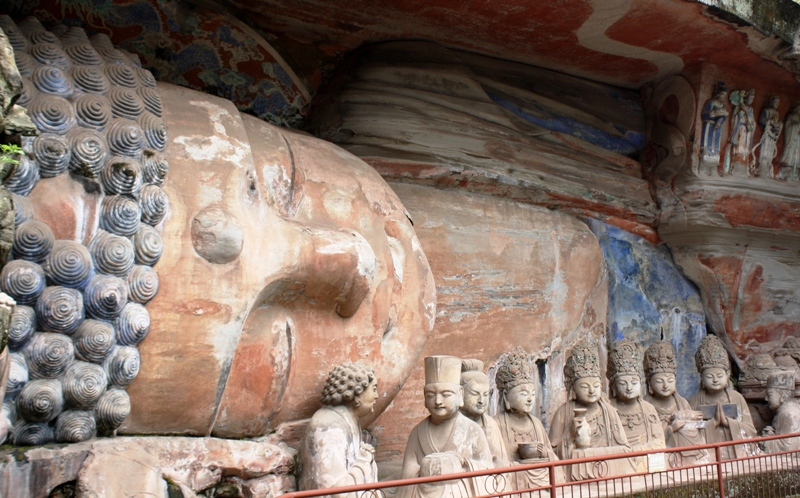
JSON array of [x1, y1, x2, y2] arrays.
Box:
[[298, 335, 800, 497], [700, 82, 800, 180]]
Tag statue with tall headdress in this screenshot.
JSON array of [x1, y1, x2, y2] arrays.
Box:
[[493, 348, 563, 489], [607, 339, 665, 472], [700, 81, 728, 171], [689, 335, 757, 459], [643, 341, 708, 466], [725, 89, 756, 175], [762, 371, 800, 453], [398, 356, 492, 498], [548, 341, 635, 481]]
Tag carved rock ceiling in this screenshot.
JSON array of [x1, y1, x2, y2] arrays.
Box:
[[229, 0, 797, 91]]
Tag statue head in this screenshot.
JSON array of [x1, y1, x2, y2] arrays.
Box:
[[320, 362, 378, 417], [765, 371, 796, 411], [495, 347, 536, 415], [713, 81, 728, 101], [643, 341, 677, 399], [607, 339, 643, 402], [424, 356, 463, 424], [696, 335, 730, 394], [460, 359, 490, 419], [769, 96, 781, 109], [744, 89, 755, 105], [564, 341, 602, 405]]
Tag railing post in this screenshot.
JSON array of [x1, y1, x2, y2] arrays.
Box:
[[549, 462, 557, 498], [715, 445, 725, 498]]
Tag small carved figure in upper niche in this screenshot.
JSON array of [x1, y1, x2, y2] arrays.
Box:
[[549, 341, 635, 481], [459, 359, 507, 468], [298, 362, 379, 495], [700, 81, 729, 171], [752, 96, 782, 178], [779, 104, 800, 181], [762, 371, 800, 453], [607, 339, 665, 472], [689, 335, 757, 460], [725, 89, 756, 176], [493, 348, 562, 489], [643, 341, 708, 467], [398, 356, 492, 498]]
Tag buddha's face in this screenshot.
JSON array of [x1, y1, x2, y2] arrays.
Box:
[[461, 378, 490, 418], [573, 376, 602, 406], [613, 374, 641, 402], [649, 372, 676, 398], [353, 378, 379, 417], [505, 382, 536, 415], [701, 367, 728, 393], [424, 382, 462, 423]]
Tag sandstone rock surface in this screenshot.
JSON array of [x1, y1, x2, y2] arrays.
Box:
[[371, 183, 608, 462]]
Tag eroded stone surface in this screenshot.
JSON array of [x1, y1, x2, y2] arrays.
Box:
[[371, 183, 608, 463]]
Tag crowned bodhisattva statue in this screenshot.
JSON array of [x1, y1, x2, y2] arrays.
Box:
[[493, 348, 563, 489], [643, 341, 708, 467], [549, 342, 635, 481], [607, 339, 665, 472], [299, 363, 379, 495], [689, 335, 757, 460], [398, 356, 493, 498]]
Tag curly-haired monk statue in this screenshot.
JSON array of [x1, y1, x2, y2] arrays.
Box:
[[299, 362, 379, 494], [494, 348, 563, 489], [398, 355, 493, 498], [690, 335, 756, 460], [549, 341, 635, 481]]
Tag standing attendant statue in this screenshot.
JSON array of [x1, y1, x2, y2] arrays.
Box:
[[607, 339, 665, 473], [398, 356, 492, 498], [752, 96, 782, 178], [779, 104, 800, 181], [643, 341, 708, 467], [689, 335, 757, 460], [762, 370, 800, 453], [459, 359, 507, 468], [700, 81, 729, 171], [298, 363, 379, 494], [725, 89, 756, 176], [493, 348, 562, 489], [549, 342, 635, 481]]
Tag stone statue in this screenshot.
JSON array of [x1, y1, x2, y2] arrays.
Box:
[[724, 89, 756, 176], [398, 356, 492, 498], [700, 81, 729, 170], [752, 96, 782, 178], [779, 104, 800, 181], [549, 342, 635, 481], [689, 335, 757, 459], [459, 359, 507, 468], [762, 371, 800, 453], [607, 339, 665, 472], [298, 363, 379, 494], [493, 348, 562, 489], [643, 341, 708, 467]]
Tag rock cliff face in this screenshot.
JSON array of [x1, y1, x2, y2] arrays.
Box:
[[371, 183, 609, 461]]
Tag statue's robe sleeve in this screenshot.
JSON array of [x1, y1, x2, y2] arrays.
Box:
[[764, 402, 800, 454], [397, 415, 492, 498], [299, 407, 377, 494], [480, 414, 509, 468]]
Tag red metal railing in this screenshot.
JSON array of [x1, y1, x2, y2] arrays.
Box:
[[282, 431, 800, 498]]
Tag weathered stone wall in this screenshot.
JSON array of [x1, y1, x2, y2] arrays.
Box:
[[370, 183, 609, 463]]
